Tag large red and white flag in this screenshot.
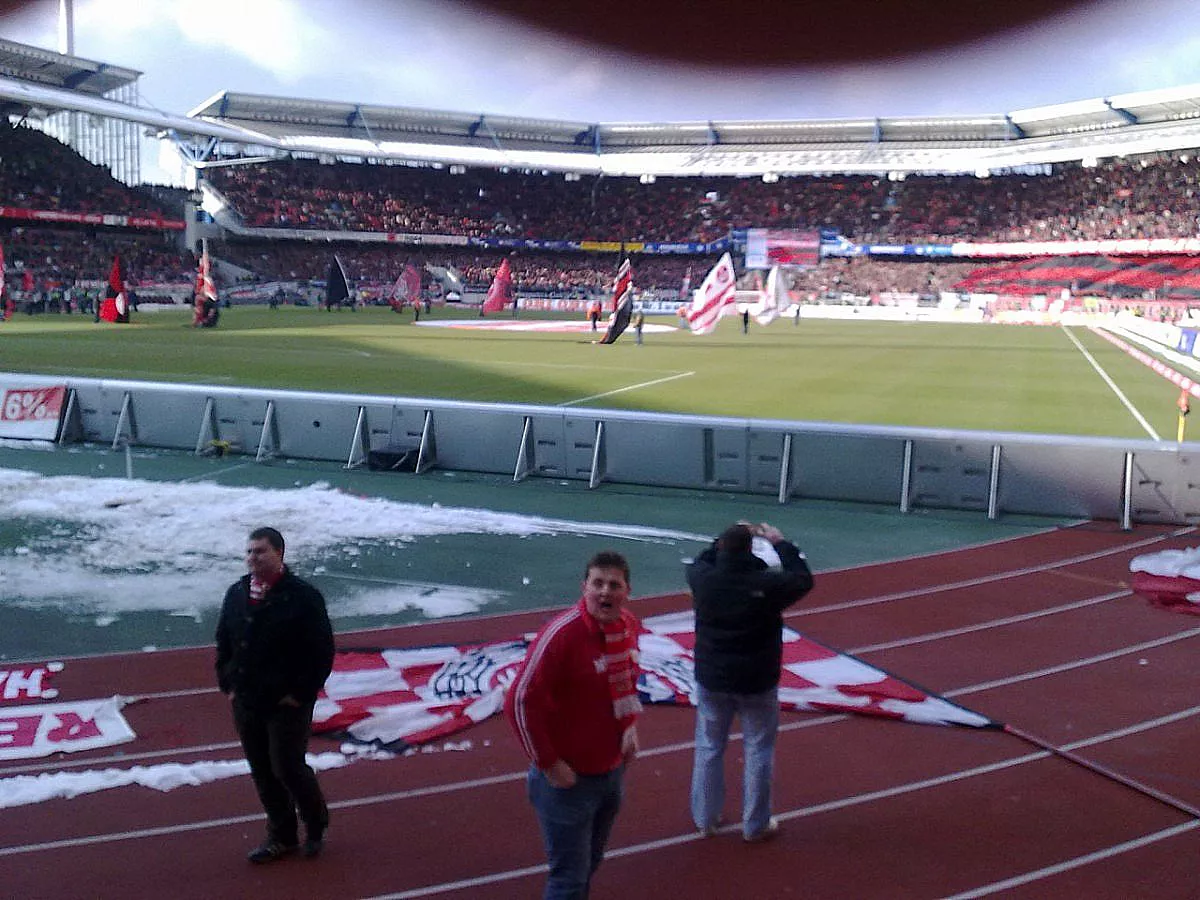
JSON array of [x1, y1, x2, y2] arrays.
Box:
[[686, 253, 737, 335], [192, 245, 218, 326], [313, 641, 527, 748], [481, 258, 513, 315], [312, 612, 991, 751], [637, 611, 993, 727]]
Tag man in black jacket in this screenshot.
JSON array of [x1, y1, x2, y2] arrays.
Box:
[[215, 527, 335, 863], [686, 521, 813, 842]]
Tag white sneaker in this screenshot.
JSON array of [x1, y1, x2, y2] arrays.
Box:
[[744, 817, 780, 843]]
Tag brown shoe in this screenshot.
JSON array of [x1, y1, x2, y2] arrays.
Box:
[[744, 818, 780, 843]]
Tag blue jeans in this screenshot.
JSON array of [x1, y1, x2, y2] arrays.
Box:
[[690, 684, 779, 839], [528, 765, 623, 900]]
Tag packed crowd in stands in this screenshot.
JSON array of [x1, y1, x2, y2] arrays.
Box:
[[4, 122, 1200, 307], [205, 153, 1200, 246], [0, 125, 185, 220]]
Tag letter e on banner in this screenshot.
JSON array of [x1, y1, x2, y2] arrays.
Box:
[[0, 714, 41, 751]]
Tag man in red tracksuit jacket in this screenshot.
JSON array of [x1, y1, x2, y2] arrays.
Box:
[[505, 550, 641, 900]]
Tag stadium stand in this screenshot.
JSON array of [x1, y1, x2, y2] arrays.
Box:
[[3, 119, 1200, 313]]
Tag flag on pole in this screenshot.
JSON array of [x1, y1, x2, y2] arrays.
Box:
[[192, 242, 218, 327], [679, 265, 693, 301], [481, 258, 513, 315], [609, 258, 632, 312], [390, 264, 422, 312], [685, 253, 737, 335], [599, 258, 635, 344], [750, 266, 783, 326], [98, 255, 129, 324], [325, 256, 351, 309]]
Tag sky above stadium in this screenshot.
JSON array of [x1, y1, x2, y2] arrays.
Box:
[[4, 0, 1200, 125]]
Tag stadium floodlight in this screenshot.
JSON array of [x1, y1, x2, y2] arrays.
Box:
[[762, 172, 779, 183], [975, 167, 990, 179]]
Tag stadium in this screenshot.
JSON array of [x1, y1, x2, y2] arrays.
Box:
[[6, 11, 1200, 898]]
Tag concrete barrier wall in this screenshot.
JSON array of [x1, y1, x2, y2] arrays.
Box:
[[8, 372, 1200, 525]]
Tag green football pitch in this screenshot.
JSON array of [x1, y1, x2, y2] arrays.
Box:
[[0, 305, 1187, 439]]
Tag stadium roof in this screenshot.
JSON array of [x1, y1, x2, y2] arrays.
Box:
[[0, 37, 140, 97], [2, 31, 1199, 181], [186, 86, 1200, 177]]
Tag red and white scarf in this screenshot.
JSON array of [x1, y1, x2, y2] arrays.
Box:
[[249, 566, 284, 605], [598, 613, 642, 724]]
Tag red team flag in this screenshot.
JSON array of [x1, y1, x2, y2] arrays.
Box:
[[685, 252, 738, 335], [98, 255, 129, 324], [599, 258, 634, 344], [192, 244, 219, 327], [389, 263, 422, 312], [481, 258, 513, 315]]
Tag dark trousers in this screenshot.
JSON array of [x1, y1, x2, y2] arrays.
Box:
[[528, 765, 623, 900], [233, 699, 328, 844]]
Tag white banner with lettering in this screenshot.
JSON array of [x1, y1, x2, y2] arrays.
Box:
[[0, 382, 67, 440], [0, 698, 135, 760]]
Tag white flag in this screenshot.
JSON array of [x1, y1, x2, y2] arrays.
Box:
[[686, 253, 737, 335], [750, 266, 783, 326]]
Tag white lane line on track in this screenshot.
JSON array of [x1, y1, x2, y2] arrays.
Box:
[[789, 527, 1177, 618], [1061, 325, 1160, 439], [942, 821, 1200, 899], [847, 589, 1131, 653], [4, 532, 1187, 776], [360, 751, 1049, 900], [945, 627, 1200, 697], [6, 525, 1188, 669], [557, 371, 694, 406], [367, 699, 1200, 900], [8, 660, 1200, 864]]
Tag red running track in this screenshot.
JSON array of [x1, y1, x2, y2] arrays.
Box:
[[5, 521, 1200, 899]]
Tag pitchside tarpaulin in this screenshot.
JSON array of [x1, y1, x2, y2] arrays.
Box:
[[0, 698, 136, 760], [0, 382, 66, 440], [313, 612, 992, 750], [1130, 547, 1200, 614]]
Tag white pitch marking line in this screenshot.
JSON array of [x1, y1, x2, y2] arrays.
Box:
[[558, 371, 695, 407], [1062, 325, 1160, 439]]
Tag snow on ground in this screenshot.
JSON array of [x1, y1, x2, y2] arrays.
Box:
[[0, 466, 708, 621]]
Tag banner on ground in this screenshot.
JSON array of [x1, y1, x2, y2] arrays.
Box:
[[313, 612, 993, 751], [0, 383, 66, 440], [0, 697, 135, 760]]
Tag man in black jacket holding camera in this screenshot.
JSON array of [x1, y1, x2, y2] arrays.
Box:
[[216, 526, 335, 863], [687, 521, 813, 842]]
